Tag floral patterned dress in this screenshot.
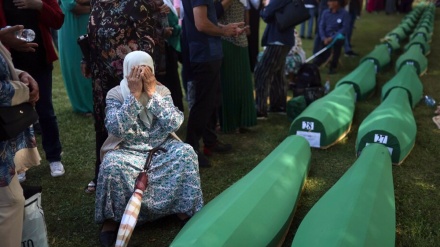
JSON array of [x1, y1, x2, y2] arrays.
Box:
[[88, 0, 164, 133], [95, 87, 203, 224], [0, 47, 39, 187]]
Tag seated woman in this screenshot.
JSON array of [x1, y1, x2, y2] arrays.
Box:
[[95, 51, 203, 247]]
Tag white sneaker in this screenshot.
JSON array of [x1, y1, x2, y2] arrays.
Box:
[[50, 161, 65, 177], [17, 172, 26, 183]]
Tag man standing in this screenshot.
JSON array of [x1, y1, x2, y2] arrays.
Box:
[[182, 0, 245, 167]]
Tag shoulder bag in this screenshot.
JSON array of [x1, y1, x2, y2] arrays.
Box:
[[276, 0, 311, 32], [0, 102, 39, 141]]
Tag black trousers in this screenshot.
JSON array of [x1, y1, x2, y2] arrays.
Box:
[[156, 43, 184, 112], [185, 59, 222, 151], [313, 39, 345, 69]]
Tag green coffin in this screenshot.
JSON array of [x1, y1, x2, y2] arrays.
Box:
[[387, 27, 407, 41], [416, 22, 433, 34], [170, 135, 311, 247], [382, 35, 400, 53], [405, 35, 430, 55], [356, 88, 417, 165], [410, 28, 432, 43], [291, 144, 395, 247], [360, 44, 391, 72], [398, 22, 412, 34], [336, 61, 376, 100], [289, 84, 355, 149], [381, 64, 423, 108], [395, 44, 428, 75]]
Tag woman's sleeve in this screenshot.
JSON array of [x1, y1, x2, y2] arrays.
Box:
[[146, 92, 183, 133], [39, 0, 65, 29], [105, 95, 145, 139], [260, 0, 288, 22]]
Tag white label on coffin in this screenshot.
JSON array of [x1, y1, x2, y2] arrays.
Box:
[[296, 131, 321, 148], [366, 142, 393, 155], [374, 134, 388, 144], [302, 121, 314, 130]]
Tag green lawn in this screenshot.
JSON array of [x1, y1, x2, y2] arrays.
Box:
[[21, 7, 440, 247]]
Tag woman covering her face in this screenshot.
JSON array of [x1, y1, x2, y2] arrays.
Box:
[[95, 51, 203, 247]]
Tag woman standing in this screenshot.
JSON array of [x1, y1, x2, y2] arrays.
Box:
[[58, 0, 93, 114], [218, 0, 256, 133], [82, 0, 165, 193]]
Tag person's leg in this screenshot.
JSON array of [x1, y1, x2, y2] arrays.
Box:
[[307, 8, 316, 38], [247, 6, 260, 72], [344, 12, 356, 53], [269, 45, 291, 112], [255, 46, 283, 117], [300, 22, 306, 38], [186, 59, 222, 152], [32, 64, 62, 163], [330, 39, 345, 70], [156, 44, 184, 112], [0, 175, 25, 247], [312, 41, 331, 67]]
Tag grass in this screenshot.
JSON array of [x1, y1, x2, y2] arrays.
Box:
[[21, 7, 440, 247]]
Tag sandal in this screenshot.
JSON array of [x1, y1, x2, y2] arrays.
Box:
[[434, 106, 440, 115], [433, 116, 440, 129], [85, 181, 96, 193]]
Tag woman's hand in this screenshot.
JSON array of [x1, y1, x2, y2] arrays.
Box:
[[80, 60, 92, 78], [13, 0, 43, 10], [127, 66, 143, 100], [0, 25, 38, 52], [19, 72, 39, 105], [141, 67, 156, 98]]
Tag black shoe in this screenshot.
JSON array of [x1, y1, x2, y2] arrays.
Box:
[[99, 230, 117, 247], [306, 36, 313, 40], [300, 35, 305, 39], [203, 141, 232, 156], [196, 151, 211, 167], [344, 51, 359, 57], [256, 111, 268, 120], [328, 68, 337, 74], [269, 107, 286, 115]]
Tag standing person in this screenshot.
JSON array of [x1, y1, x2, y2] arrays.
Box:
[[181, 0, 246, 167], [81, 0, 165, 193], [254, 0, 295, 119], [344, 0, 361, 57], [312, 0, 349, 74], [0, 25, 40, 247], [1, 0, 66, 181], [300, 0, 318, 40], [218, 0, 257, 133], [58, 0, 93, 114]]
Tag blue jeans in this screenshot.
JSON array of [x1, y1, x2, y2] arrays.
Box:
[[300, 8, 316, 38], [32, 64, 62, 162]]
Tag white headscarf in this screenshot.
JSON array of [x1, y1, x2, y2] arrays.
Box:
[[120, 51, 155, 127]]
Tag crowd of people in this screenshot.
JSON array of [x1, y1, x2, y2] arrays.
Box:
[[0, 0, 410, 246]]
